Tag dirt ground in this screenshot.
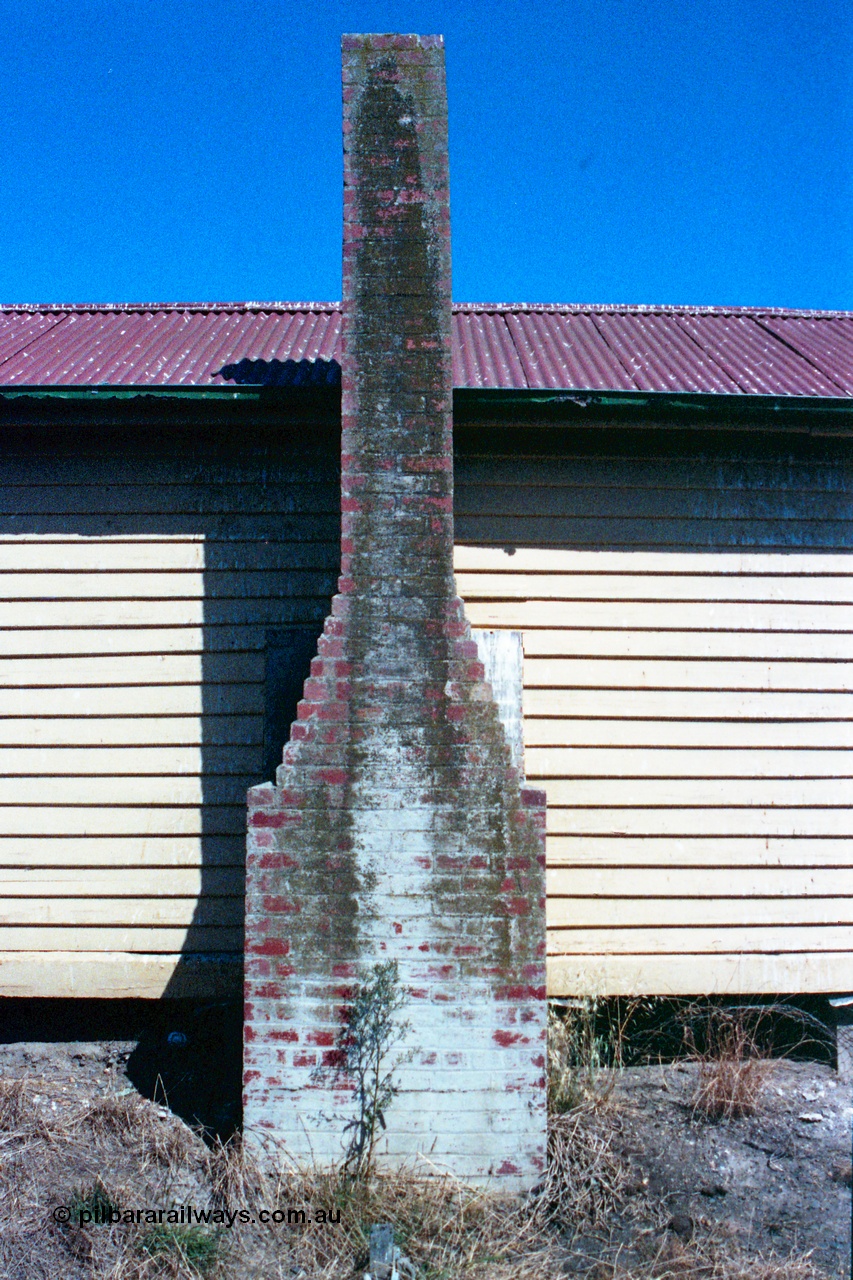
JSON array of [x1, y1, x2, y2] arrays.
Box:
[[561, 1060, 851, 1276], [0, 1036, 849, 1278]]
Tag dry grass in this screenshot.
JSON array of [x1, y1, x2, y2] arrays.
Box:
[[572, 1231, 827, 1280], [204, 1135, 563, 1279], [83, 1093, 148, 1139], [0, 1060, 841, 1280], [0, 1073, 566, 1279], [0, 1080, 32, 1133], [691, 1051, 771, 1122], [680, 1007, 775, 1120], [534, 1103, 628, 1229], [547, 1003, 621, 1114], [674, 1001, 833, 1122]]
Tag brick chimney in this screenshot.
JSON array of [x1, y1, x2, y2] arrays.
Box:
[[243, 33, 547, 1187]]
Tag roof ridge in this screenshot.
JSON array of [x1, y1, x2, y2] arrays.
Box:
[[1, 301, 851, 318], [452, 302, 853, 319], [0, 301, 343, 314]]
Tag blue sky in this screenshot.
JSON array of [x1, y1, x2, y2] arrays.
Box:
[[0, 0, 850, 309]]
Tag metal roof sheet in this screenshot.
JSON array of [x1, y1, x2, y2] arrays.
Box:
[[588, 311, 742, 394], [669, 313, 843, 396], [0, 301, 851, 396], [756, 315, 853, 395]]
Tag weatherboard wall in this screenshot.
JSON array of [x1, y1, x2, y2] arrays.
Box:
[[0, 404, 339, 998], [0, 405, 851, 1000], [454, 420, 853, 997]]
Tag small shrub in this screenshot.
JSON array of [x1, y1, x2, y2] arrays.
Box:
[[333, 958, 412, 1181]]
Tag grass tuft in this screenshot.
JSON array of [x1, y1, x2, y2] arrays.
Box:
[[0, 1077, 32, 1131], [547, 1000, 622, 1113], [680, 1006, 775, 1120], [84, 1091, 146, 1138], [139, 1222, 221, 1271], [66, 1176, 120, 1225]]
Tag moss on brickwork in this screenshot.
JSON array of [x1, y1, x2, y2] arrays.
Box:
[[244, 35, 545, 1183]]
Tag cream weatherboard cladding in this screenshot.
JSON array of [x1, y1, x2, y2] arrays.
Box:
[[0, 410, 852, 1000], [0, 413, 338, 998], [454, 424, 853, 996]]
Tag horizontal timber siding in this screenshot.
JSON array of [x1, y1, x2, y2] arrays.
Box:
[[455, 423, 853, 997], [6, 408, 852, 1001], [0, 409, 339, 998]]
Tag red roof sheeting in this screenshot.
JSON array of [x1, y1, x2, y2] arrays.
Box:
[[0, 301, 851, 396]]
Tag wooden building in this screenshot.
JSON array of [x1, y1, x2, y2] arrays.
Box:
[[0, 300, 851, 1000]]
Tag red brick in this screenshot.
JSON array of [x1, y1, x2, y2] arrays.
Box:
[[244, 31, 546, 1186]]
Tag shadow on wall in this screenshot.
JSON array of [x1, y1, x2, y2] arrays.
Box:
[[0, 396, 341, 1139], [154, 399, 340, 1134]]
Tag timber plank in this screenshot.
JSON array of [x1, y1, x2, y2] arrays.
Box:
[[524, 719, 853, 748], [547, 895, 853, 928], [0, 867, 243, 894], [0, 600, 329, 627], [541, 777, 853, 806], [0, 540, 338, 572], [546, 952, 853, 997], [0, 653, 266, 686], [525, 747, 853, 778], [519, 629, 853, 661], [0, 456, 337, 483], [0, 776, 257, 805], [0, 516, 338, 540], [465, 600, 853, 630], [0, 627, 311, 657], [0, 746, 260, 774], [0, 654, 262, 686], [545, 924, 853, 953], [454, 546, 853, 575], [0, 953, 242, 999], [0, 807, 244, 836], [455, 485, 853, 520], [547, 866, 853, 896], [0, 835, 241, 867], [0, 628, 210, 658], [0, 927, 242, 951], [545, 835, 853, 867], [0, 686, 262, 715], [456, 572, 853, 604], [0, 898, 243, 927], [0, 484, 339, 515], [0, 570, 335, 600], [456, 456, 853, 493], [546, 807, 853, 837], [454, 517, 853, 549], [524, 689, 853, 719], [0, 717, 263, 747], [523, 657, 853, 692]]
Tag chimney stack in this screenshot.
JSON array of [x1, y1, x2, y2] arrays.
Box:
[[243, 33, 546, 1187]]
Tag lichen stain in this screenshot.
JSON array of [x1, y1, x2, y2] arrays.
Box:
[[344, 49, 543, 993]]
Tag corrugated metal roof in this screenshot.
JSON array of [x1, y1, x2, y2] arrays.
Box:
[[0, 300, 851, 396], [756, 314, 853, 395]]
